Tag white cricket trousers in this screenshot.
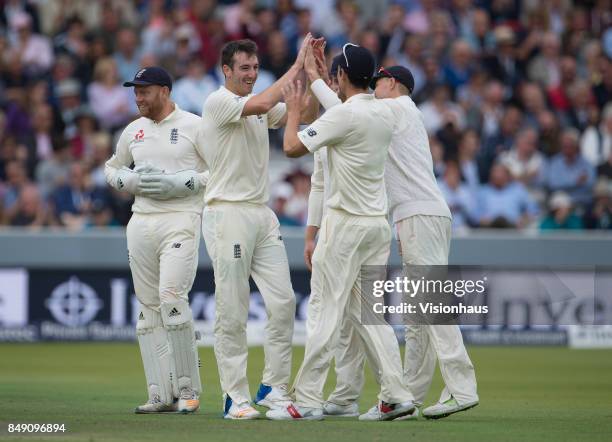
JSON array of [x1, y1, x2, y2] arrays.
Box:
[[399, 215, 478, 406], [127, 211, 201, 308], [202, 202, 296, 405], [327, 215, 478, 406], [293, 208, 413, 408]]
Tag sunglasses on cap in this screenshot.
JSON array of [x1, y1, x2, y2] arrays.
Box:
[[377, 66, 394, 80]]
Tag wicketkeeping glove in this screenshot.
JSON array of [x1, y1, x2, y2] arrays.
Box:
[[113, 167, 141, 194], [138, 170, 201, 200]]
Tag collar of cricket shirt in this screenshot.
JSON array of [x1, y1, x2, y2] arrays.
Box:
[[154, 103, 181, 125], [345, 93, 373, 104]]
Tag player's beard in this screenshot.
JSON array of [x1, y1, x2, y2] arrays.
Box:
[[138, 93, 163, 120]]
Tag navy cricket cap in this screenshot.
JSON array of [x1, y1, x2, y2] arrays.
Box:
[[123, 66, 173, 91], [330, 54, 343, 77], [370, 65, 415, 94], [337, 43, 375, 83]]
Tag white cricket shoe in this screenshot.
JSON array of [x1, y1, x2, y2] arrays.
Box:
[[422, 396, 478, 420], [394, 405, 420, 421], [177, 388, 200, 413], [223, 395, 260, 420], [254, 383, 293, 409], [266, 404, 324, 421], [134, 395, 177, 414], [358, 400, 415, 421], [323, 402, 360, 417]]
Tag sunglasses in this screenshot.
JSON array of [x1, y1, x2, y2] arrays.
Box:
[[377, 66, 394, 79]]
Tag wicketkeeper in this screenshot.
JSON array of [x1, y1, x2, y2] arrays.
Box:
[[105, 67, 208, 414]]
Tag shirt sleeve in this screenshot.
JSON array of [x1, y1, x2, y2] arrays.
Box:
[[203, 90, 247, 126], [267, 102, 287, 129], [310, 79, 342, 110], [306, 151, 325, 227], [104, 127, 135, 187], [193, 122, 209, 170], [297, 105, 350, 153]]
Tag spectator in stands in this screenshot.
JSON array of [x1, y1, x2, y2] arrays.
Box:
[[8, 12, 53, 77], [457, 129, 481, 193], [483, 26, 521, 87], [412, 55, 443, 104], [462, 8, 494, 54], [546, 128, 596, 207], [537, 110, 561, 157], [2, 160, 30, 219], [261, 30, 292, 80], [173, 58, 217, 115], [55, 78, 83, 136], [270, 182, 301, 227], [419, 84, 466, 135], [548, 56, 577, 112], [476, 163, 538, 229], [35, 137, 72, 199], [437, 161, 476, 231], [597, 148, 612, 181], [87, 57, 134, 132], [442, 39, 474, 92], [564, 80, 597, 133], [70, 105, 99, 159], [499, 127, 546, 201], [480, 105, 523, 182], [284, 169, 310, 225], [583, 178, 612, 230], [540, 191, 583, 230], [6, 183, 55, 228], [51, 161, 93, 230], [396, 35, 425, 94], [477, 80, 505, 138], [581, 103, 612, 168], [527, 32, 562, 89], [113, 27, 142, 84]]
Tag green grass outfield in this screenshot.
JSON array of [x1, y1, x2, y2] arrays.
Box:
[[1, 344, 611, 442]]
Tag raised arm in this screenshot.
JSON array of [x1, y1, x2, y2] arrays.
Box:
[[241, 34, 313, 117]]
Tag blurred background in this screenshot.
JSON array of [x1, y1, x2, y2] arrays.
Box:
[[0, 0, 610, 231]]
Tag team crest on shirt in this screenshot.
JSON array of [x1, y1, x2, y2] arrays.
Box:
[[170, 128, 178, 144], [134, 129, 145, 142], [306, 128, 317, 137]]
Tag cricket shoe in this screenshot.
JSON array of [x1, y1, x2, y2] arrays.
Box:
[[177, 388, 200, 413], [358, 400, 415, 421], [266, 404, 324, 421], [394, 405, 420, 421], [254, 383, 293, 409], [134, 395, 178, 414], [223, 394, 260, 420], [323, 401, 360, 417], [422, 396, 478, 420]]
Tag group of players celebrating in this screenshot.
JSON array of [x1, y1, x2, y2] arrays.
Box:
[[105, 33, 479, 421]]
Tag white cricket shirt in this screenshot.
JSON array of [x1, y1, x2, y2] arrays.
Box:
[[385, 96, 451, 224], [298, 93, 393, 217], [106, 104, 208, 214], [201, 86, 286, 205]]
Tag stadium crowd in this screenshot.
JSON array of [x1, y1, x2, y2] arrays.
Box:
[[0, 0, 611, 231]]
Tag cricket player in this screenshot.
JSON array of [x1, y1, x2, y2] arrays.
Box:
[[306, 63, 480, 419], [104, 67, 207, 414], [267, 43, 415, 421], [200, 36, 318, 419]]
